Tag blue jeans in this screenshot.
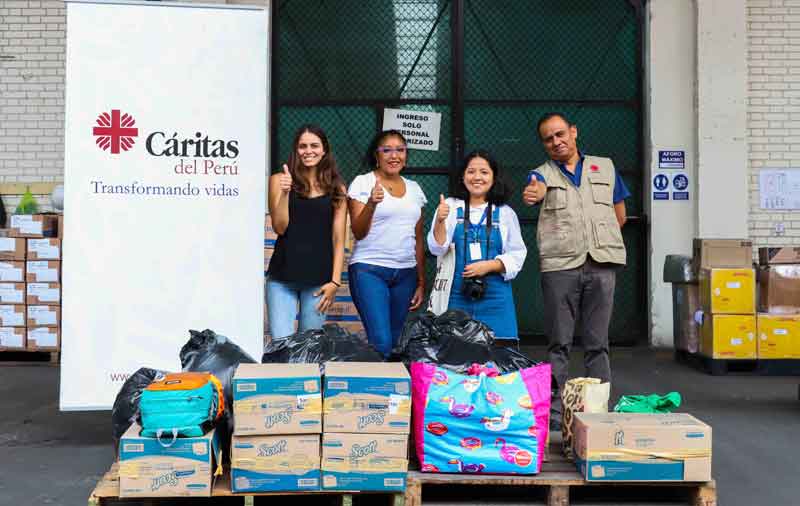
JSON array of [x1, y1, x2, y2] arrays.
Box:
[[265, 277, 326, 339], [348, 262, 417, 358]]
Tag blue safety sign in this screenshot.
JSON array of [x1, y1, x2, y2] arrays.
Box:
[[672, 174, 688, 191], [659, 150, 685, 169], [653, 174, 669, 191]]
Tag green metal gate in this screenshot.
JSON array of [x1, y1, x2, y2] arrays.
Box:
[[271, 0, 646, 344]]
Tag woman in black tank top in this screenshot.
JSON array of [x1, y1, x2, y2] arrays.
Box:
[[266, 125, 347, 339]]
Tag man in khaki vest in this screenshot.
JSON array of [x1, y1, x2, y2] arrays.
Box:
[[522, 112, 629, 430]]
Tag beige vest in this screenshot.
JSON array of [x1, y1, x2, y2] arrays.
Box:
[[534, 155, 626, 272]]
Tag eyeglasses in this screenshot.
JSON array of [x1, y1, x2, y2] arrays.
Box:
[[376, 146, 407, 154]]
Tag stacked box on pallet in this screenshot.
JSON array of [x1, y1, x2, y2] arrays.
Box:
[[694, 239, 756, 360], [263, 214, 364, 344], [321, 362, 410, 492], [0, 230, 27, 350], [8, 215, 62, 353], [756, 247, 800, 360], [230, 363, 322, 493]]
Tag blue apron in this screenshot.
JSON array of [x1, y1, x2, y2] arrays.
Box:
[[448, 205, 518, 340]]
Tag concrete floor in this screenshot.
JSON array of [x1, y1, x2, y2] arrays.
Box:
[[1, 348, 799, 506]]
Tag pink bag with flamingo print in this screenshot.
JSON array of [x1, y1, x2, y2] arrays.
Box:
[[410, 361, 551, 474]]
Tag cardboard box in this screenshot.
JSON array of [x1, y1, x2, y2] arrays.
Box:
[[0, 237, 26, 261], [231, 435, 320, 493], [758, 265, 800, 314], [757, 313, 800, 359], [700, 314, 757, 359], [321, 433, 408, 491], [26, 326, 59, 351], [693, 238, 752, 272], [0, 261, 25, 282], [8, 214, 58, 238], [0, 327, 25, 350], [27, 238, 61, 260], [0, 283, 25, 304], [323, 362, 411, 434], [232, 363, 322, 435], [119, 423, 219, 498], [0, 305, 25, 327], [27, 305, 60, 327], [573, 413, 711, 482], [758, 246, 800, 265], [26, 282, 60, 305], [699, 268, 755, 314], [26, 260, 60, 282]]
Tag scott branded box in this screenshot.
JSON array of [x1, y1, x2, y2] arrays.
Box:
[[699, 268, 755, 314], [700, 314, 756, 359], [25, 260, 60, 282], [26, 305, 60, 327], [323, 362, 411, 434], [231, 434, 320, 493], [26, 238, 61, 260], [574, 413, 712, 482], [233, 363, 322, 435], [0, 261, 24, 282], [0, 283, 25, 304], [26, 282, 60, 305], [0, 327, 25, 350], [26, 326, 59, 351], [321, 432, 408, 491], [8, 214, 58, 238], [119, 423, 219, 498], [0, 304, 25, 327], [757, 313, 800, 359], [0, 237, 26, 261]]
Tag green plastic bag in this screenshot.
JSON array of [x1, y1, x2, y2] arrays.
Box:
[[15, 188, 39, 215], [613, 392, 682, 413]]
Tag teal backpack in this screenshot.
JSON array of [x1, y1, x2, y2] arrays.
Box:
[[139, 372, 224, 444]]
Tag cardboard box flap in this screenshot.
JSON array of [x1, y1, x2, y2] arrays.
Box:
[[234, 363, 320, 380], [324, 361, 409, 380]]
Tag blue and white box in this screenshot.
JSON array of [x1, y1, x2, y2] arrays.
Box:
[[231, 434, 321, 492], [321, 432, 408, 491]]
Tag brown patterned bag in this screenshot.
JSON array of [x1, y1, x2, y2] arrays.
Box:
[[561, 377, 609, 459]]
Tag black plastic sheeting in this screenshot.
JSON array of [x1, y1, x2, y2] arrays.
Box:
[[261, 323, 383, 367], [111, 367, 167, 452]]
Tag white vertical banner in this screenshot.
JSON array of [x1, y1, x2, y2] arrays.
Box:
[[61, 0, 268, 410]]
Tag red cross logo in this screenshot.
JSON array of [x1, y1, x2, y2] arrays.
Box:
[[92, 109, 138, 154], [590, 164, 599, 172]]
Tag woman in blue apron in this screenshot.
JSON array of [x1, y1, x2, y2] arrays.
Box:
[[427, 150, 527, 340]]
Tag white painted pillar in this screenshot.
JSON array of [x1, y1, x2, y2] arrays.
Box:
[[696, 0, 749, 238], [645, 0, 698, 347]]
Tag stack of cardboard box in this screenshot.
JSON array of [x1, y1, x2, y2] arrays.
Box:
[[230, 363, 323, 493], [321, 362, 410, 492], [756, 247, 800, 360], [263, 214, 363, 343], [0, 214, 60, 353], [694, 239, 757, 360]]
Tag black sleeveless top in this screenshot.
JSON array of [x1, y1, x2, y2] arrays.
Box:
[[267, 191, 334, 286]]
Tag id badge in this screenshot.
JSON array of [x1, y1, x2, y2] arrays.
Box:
[[469, 242, 483, 261]]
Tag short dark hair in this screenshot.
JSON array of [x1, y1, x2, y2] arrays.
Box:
[[364, 129, 408, 168], [451, 149, 511, 206], [536, 112, 573, 140]]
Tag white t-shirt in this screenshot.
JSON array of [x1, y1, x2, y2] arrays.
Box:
[[426, 199, 527, 281], [347, 172, 428, 269]]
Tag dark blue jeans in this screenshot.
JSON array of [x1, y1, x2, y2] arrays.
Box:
[[348, 262, 417, 358]]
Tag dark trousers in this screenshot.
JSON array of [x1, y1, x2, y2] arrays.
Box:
[[541, 258, 616, 416]]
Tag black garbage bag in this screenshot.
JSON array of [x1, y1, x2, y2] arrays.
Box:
[[393, 309, 539, 374], [261, 323, 383, 364], [111, 367, 167, 453], [180, 329, 257, 461]]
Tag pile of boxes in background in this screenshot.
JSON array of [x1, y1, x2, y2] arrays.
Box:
[[263, 215, 363, 343], [230, 361, 410, 494], [688, 239, 800, 362], [0, 214, 61, 353]]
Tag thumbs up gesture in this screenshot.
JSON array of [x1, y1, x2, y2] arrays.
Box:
[[436, 194, 450, 223], [278, 164, 292, 194], [369, 177, 384, 206]]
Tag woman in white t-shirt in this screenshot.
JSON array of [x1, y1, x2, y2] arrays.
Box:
[[347, 130, 428, 358]]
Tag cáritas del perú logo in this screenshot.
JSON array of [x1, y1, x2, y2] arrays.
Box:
[[93, 110, 138, 154]]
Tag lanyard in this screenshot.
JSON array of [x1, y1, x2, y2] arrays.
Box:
[[462, 201, 492, 263]]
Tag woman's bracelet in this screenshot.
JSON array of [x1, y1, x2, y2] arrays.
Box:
[[331, 280, 341, 287]]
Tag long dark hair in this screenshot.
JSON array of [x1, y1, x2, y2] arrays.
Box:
[[451, 149, 511, 206], [364, 129, 408, 168], [287, 124, 346, 206]]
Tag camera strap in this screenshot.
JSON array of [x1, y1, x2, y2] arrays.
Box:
[[462, 200, 492, 263]]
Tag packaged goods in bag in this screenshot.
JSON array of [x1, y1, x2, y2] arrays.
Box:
[[140, 372, 224, 442]]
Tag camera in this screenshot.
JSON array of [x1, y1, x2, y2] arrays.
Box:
[[461, 276, 487, 301]]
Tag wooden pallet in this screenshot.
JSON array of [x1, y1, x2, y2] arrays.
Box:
[[0, 349, 59, 366], [403, 440, 716, 506], [676, 349, 800, 376], [88, 462, 405, 506]]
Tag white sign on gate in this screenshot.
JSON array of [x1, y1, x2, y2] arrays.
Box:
[[382, 108, 442, 151], [61, 0, 268, 410]]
